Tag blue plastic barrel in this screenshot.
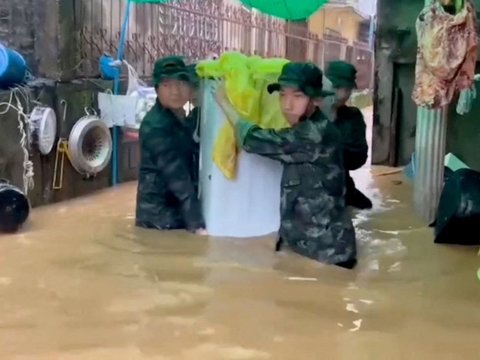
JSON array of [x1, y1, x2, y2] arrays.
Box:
[[0, 43, 27, 88]]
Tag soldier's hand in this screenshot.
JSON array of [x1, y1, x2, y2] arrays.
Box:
[[211, 81, 240, 126], [195, 228, 208, 236]]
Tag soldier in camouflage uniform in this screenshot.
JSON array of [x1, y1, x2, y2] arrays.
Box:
[[215, 62, 357, 269], [135, 56, 206, 235], [326, 60, 372, 210]]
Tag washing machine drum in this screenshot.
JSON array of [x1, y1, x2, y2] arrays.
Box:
[[0, 180, 30, 233], [68, 116, 113, 176]]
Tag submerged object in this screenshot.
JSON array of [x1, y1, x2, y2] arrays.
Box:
[[435, 168, 480, 245], [0, 180, 30, 233], [0, 43, 27, 88]]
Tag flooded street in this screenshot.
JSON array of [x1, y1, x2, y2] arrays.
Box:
[[0, 108, 479, 359]]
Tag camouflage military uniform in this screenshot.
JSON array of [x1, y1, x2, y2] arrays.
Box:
[[235, 63, 357, 268], [135, 57, 204, 231], [326, 61, 371, 210]]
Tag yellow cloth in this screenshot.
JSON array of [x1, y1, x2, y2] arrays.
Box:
[[197, 52, 289, 180]]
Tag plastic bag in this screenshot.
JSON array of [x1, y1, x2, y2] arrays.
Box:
[[98, 90, 138, 127], [125, 61, 157, 127], [435, 168, 480, 245], [197, 52, 289, 179]]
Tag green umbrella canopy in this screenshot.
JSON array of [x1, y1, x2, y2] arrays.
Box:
[[240, 0, 329, 21], [130, 0, 175, 3]]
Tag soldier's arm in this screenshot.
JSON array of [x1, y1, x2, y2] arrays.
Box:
[[145, 127, 205, 232], [341, 108, 368, 170], [352, 108, 367, 139], [235, 120, 322, 164], [214, 82, 241, 126], [346, 108, 368, 153]]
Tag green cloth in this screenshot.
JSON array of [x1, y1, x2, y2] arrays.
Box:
[[152, 56, 191, 87], [240, 0, 329, 21], [267, 62, 334, 98], [325, 60, 357, 89]]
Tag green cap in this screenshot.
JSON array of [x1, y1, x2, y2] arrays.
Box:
[[325, 60, 357, 89], [152, 56, 191, 87], [267, 62, 334, 98]]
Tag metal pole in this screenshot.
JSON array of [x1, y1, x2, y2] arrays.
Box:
[[111, 0, 132, 186], [368, 14, 375, 50]]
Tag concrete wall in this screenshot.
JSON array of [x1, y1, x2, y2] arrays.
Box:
[[0, 0, 35, 68], [0, 1, 139, 207], [373, 0, 480, 170], [0, 81, 139, 207], [0, 0, 77, 80], [309, 6, 366, 44]]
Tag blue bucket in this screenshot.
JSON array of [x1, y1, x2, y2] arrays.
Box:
[[99, 55, 120, 80], [0, 43, 27, 88]]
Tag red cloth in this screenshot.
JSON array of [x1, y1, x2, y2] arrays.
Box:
[[412, 0, 477, 109]]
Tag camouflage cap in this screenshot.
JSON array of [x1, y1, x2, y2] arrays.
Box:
[[152, 56, 191, 87], [267, 62, 334, 98], [325, 60, 357, 89]]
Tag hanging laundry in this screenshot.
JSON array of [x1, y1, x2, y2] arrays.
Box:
[[196, 52, 289, 180], [412, 0, 477, 109]]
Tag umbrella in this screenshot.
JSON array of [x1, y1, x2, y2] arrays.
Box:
[[131, 0, 175, 2], [240, 0, 329, 21]]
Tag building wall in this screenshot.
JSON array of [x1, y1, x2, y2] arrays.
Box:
[[0, 0, 35, 69], [0, 82, 139, 207], [309, 7, 366, 44], [0, 1, 139, 207], [373, 0, 480, 170]]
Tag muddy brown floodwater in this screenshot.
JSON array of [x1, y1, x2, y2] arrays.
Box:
[[0, 108, 479, 359]]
